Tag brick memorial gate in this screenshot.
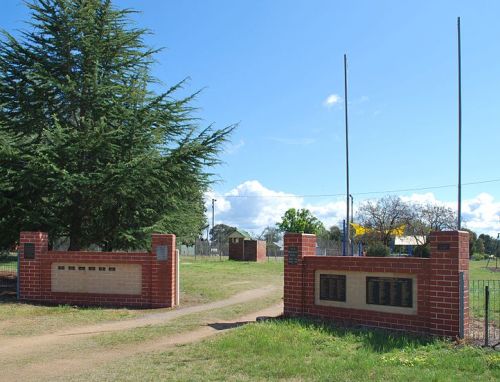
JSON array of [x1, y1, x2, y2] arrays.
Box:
[[284, 231, 469, 338], [18, 231, 178, 308]]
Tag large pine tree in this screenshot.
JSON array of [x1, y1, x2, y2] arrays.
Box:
[[0, 0, 234, 250]]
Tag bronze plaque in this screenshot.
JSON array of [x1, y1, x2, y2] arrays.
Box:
[[319, 274, 346, 301], [437, 243, 450, 251], [288, 246, 298, 265], [366, 277, 412, 308], [156, 245, 168, 261], [24, 243, 35, 259]]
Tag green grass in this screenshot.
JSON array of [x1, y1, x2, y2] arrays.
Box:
[[470, 259, 500, 281], [468, 260, 500, 326], [0, 257, 283, 336], [57, 319, 500, 382], [0, 253, 17, 270], [179, 256, 283, 305], [0, 304, 139, 336]]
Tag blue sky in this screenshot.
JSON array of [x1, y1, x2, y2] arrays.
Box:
[[2, 1, 500, 235]]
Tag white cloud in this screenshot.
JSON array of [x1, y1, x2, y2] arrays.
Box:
[[206, 181, 346, 235], [461, 193, 500, 235], [323, 94, 342, 108], [207, 181, 500, 237]]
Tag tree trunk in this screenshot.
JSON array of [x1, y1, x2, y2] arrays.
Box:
[[68, 195, 83, 251]]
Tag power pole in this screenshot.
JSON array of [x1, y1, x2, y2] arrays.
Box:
[[457, 16, 462, 230], [344, 54, 350, 255], [349, 194, 354, 224], [211, 198, 217, 241]]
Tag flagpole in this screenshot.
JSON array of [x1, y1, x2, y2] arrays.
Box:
[[457, 17, 462, 230], [344, 54, 350, 255]]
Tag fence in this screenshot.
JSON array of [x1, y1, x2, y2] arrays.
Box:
[[179, 239, 284, 261], [316, 239, 343, 256], [469, 280, 500, 347], [0, 253, 17, 298], [177, 240, 230, 260]]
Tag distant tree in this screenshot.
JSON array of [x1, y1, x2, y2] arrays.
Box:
[[478, 234, 497, 255], [316, 225, 342, 242], [277, 208, 325, 235], [474, 238, 485, 254], [210, 224, 236, 243], [407, 203, 457, 237], [258, 226, 282, 243], [357, 196, 412, 246]]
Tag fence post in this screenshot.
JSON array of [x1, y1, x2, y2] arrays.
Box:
[[16, 252, 20, 300], [459, 271, 464, 339], [485, 285, 490, 347]]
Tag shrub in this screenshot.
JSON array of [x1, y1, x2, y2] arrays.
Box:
[[413, 244, 431, 258], [366, 242, 390, 257], [471, 253, 486, 261]]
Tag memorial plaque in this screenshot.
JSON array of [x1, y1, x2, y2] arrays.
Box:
[[156, 245, 168, 261], [366, 277, 412, 308], [319, 274, 346, 302], [287, 246, 298, 265], [437, 243, 450, 251], [24, 243, 35, 259]]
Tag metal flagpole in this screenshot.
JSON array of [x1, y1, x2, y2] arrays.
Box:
[[344, 54, 350, 255], [457, 17, 462, 230]]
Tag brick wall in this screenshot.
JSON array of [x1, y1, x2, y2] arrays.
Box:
[[283, 231, 469, 338], [18, 232, 178, 309]]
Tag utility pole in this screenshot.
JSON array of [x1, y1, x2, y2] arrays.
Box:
[[344, 54, 350, 255], [349, 194, 354, 224], [457, 16, 462, 230], [211, 198, 217, 240]]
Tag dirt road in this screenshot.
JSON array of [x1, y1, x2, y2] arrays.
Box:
[[0, 286, 282, 381]]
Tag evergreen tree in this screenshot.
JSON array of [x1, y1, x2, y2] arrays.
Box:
[[0, 0, 234, 250], [277, 208, 325, 235]]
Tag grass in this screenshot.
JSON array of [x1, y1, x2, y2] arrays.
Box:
[[0, 257, 283, 336], [0, 290, 283, 373], [56, 319, 500, 382], [179, 256, 283, 305], [0, 303, 139, 336], [470, 259, 500, 281], [0, 253, 17, 270]]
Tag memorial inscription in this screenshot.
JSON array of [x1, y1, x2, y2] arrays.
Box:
[[24, 243, 35, 259], [319, 274, 346, 302], [156, 245, 168, 261], [366, 277, 413, 308], [288, 246, 298, 265], [437, 243, 450, 251]]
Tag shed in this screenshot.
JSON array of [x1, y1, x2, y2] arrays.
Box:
[[228, 229, 266, 262]]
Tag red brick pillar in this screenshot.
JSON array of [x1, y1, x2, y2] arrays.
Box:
[[283, 233, 316, 317], [428, 230, 469, 338], [151, 233, 177, 308], [18, 231, 48, 302]]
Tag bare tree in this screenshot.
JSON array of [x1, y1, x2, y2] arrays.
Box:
[[406, 203, 457, 237], [357, 196, 412, 246], [258, 226, 282, 243]]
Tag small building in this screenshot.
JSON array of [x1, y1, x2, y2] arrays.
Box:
[[393, 235, 426, 256], [228, 229, 266, 262]]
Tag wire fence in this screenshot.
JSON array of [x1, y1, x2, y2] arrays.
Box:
[[178, 239, 284, 261], [469, 280, 500, 347], [316, 239, 343, 256], [0, 253, 17, 299]]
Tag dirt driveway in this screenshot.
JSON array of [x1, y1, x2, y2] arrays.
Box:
[[0, 285, 282, 381]]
